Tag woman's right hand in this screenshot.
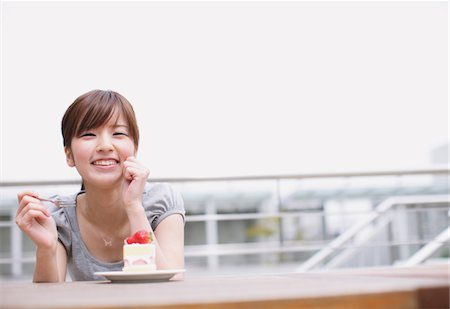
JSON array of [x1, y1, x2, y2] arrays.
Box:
[[16, 191, 58, 249]]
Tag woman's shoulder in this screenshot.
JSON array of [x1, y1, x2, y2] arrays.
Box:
[[144, 182, 176, 196], [144, 182, 178, 198], [46, 191, 81, 227], [46, 192, 79, 251], [143, 182, 184, 211], [143, 183, 185, 229]]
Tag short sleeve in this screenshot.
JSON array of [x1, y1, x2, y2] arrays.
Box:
[[49, 205, 72, 255], [142, 183, 185, 231]]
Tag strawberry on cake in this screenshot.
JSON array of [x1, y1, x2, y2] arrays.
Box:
[[122, 230, 156, 272]]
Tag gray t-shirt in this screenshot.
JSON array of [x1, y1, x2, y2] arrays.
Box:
[[49, 183, 185, 281]]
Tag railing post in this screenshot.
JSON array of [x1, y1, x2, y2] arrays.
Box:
[[276, 179, 283, 251], [10, 208, 22, 277], [205, 199, 219, 271]]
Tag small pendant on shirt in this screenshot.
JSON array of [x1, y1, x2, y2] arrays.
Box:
[[103, 238, 112, 247]]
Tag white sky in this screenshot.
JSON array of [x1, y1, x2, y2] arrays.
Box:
[[1, 1, 448, 182]]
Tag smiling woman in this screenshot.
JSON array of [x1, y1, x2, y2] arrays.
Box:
[[62, 91, 137, 191], [61, 90, 139, 152], [15, 90, 186, 282]]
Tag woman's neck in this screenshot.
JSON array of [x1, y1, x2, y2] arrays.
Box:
[[79, 183, 128, 227]]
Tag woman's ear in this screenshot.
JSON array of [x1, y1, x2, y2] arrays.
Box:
[[64, 147, 75, 167]]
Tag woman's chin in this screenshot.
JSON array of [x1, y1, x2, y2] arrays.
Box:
[[85, 177, 122, 189]]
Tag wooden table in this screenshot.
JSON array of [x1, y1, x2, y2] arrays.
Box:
[[1, 265, 448, 309]]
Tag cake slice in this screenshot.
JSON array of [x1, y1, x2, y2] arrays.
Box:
[[122, 230, 156, 272]]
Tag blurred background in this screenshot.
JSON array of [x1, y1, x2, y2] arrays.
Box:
[[1, 1, 448, 280]]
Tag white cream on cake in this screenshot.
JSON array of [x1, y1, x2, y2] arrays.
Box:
[[122, 243, 156, 272]]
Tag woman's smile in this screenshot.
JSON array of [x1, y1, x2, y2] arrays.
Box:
[[91, 158, 120, 170]]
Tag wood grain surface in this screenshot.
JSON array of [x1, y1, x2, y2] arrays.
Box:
[[1, 265, 447, 309]]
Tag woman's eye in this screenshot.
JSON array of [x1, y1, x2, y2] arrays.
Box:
[[113, 132, 128, 136], [81, 133, 95, 137]]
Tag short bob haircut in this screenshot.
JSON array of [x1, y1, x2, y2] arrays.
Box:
[[61, 90, 139, 151]]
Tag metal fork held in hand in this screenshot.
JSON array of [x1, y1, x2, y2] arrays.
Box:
[[37, 197, 76, 208]]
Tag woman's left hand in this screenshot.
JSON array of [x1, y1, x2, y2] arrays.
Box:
[[121, 156, 150, 208]]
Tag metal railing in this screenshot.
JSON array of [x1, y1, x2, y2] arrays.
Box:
[[296, 195, 449, 272], [1, 167, 449, 278], [401, 226, 450, 267], [1, 167, 449, 187]]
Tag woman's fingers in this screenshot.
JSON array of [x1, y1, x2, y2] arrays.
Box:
[[123, 158, 150, 180], [16, 192, 58, 249], [17, 190, 39, 202], [16, 202, 50, 222], [17, 194, 44, 216], [17, 202, 50, 218], [17, 191, 39, 211], [121, 157, 150, 207], [16, 201, 50, 229], [124, 166, 150, 182], [21, 209, 50, 227], [16, 203, 50, 229]]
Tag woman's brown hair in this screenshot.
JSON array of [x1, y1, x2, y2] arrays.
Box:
[[61, 89, 140, 151]]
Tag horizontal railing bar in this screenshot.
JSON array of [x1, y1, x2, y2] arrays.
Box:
[[0, 239, 447, 263], [184, 238, 449, 251], [0, 257, 35, 264], [186, 206, 449, 222], [184, 239, 449, 257], [1, 206, 447, 224], [1, 167, 449, 187]]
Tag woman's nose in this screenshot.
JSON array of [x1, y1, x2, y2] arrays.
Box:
[[96, 135, 114, 152]]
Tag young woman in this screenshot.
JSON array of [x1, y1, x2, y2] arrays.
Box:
[[16, 90, 185, 282]]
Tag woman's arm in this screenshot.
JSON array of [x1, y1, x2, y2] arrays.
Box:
[[33, 242, 67, 282], [153, 214, 185, 272], [121, 157, 184, 274], [16, 191, 68, 282], [125, 208, 185, 272]]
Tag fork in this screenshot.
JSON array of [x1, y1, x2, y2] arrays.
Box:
[[36, 197, 76, 208]]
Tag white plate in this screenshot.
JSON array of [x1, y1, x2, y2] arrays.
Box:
[[94, 269, 185, 283]]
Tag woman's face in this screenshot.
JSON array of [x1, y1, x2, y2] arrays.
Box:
[[65, 111, 135, 189]]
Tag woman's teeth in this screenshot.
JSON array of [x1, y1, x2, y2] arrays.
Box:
[[93, 160, 118, 166]]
